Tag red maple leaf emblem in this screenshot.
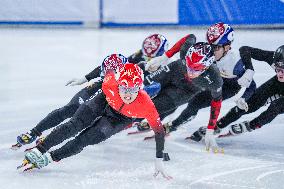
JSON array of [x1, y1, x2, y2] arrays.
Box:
[[185, 51, 206, 71]]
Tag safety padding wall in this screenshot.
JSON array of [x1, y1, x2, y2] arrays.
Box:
[[103, 0, 284, 27], [0, 0, 100, 27], [0, 0, 283, 27], [101, 0, 179, 27], [178, 0, 284, 26]]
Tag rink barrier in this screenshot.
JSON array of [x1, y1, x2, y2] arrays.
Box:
[[0, 0, 283, 28], [0, 21, 83, 25], [102, 0, 284, 28]]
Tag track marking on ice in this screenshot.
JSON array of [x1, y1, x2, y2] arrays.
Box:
[[256, 170, 284, 182], [169, 140, 284, 187], [200, 180, 261, 189], [189, 164, 276, 186]]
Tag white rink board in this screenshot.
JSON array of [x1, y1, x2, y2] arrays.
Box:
[[0, 0, 100, 26], [102, 0, 178, 23]]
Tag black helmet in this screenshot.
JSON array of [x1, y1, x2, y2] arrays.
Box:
[[273, 45, 284, 69]]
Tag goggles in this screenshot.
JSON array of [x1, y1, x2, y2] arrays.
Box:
[[275, 67, 284, 74], [211, 44, 224, 51], [118, 85, 140, 94]]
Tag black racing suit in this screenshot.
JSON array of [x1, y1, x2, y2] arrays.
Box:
[[31, 51, 148, 136], [36, 93, 134, 161], [216, 46, 284, 130], [143, 36, 223, 130], [169, 47, 258, 128], [145, 59, 223, 129]]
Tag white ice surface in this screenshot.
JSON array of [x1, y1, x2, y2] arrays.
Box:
[[0, 28, 284, 189]]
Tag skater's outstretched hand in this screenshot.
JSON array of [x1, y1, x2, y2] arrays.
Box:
[[66, 77, 88, 86], [237, 69, 254, 88], [145, 54, 170, 72], [235, 98, 249, 112], [204, 129, 223, 153], [153, 157, 172, 180]]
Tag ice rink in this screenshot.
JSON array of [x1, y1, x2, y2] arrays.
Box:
[[0, 28, 284, 189]]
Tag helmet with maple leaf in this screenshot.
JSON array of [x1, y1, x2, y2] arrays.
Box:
[[185, 42, 215, 75]]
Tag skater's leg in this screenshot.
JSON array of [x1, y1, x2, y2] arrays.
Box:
[[37, 93, 107, 153], [250, 97, 284, 129], [32, 88, 92, 135], [50, 116, 130, 161]]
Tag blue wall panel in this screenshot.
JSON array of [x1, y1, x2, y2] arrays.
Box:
[[179, 0, 284, 26]]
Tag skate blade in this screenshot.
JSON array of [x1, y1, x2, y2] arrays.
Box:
[[127, 129, 152, 135], [11, 143, 22, 150], [205, 147, 225, 154], [218, 131, 233, 138], [17, 159, 37, 172], [144, 133, 169, 140], [17, 159, 30, 170], [184, 136, 202, 143], [213, 148, 225, 154], [23, 164, 37, 172], [24, 146, 36, 152]]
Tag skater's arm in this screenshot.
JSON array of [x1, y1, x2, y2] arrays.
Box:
[[241, 80, 256, 101], [239, 46, 275, 69], [165, 34, 194, 58], [207, 98, 222, 130], [208, 72, 223, 130], [85, 66, 102, 81], [142, 95, 165, 158], [128, 50, 144, 64]]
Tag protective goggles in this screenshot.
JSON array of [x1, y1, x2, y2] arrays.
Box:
[[275, 67, 284, 74], [211, 44, 224, 51], [118, 85, 140, 94]]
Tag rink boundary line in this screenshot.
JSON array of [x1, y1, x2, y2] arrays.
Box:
[[201, 180, 262, 189], [256, 169, 284, 181], [169, 140, 284, 186], [189, 164, 279, 186]]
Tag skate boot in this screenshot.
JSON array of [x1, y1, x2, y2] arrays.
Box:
[[136, 121, 151, 131], [228, 121, 252, 135], [163, 122, 177, 134], [11, 131, 38, 150], [24, 136, 46, 152], [186, 126, 206, 142], [186, 126, 221, 142], [17, 148, 53, 171]]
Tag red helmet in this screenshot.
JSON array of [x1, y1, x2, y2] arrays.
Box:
[[185, 42, 215, 73], [117, 63, 144, 88]]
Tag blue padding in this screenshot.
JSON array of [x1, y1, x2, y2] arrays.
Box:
[[144, 82, 161, 98]]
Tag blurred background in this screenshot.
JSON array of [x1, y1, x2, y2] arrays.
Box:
[[0, 0, 283, 28]]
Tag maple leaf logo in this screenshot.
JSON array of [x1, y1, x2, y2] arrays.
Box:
[[186, 50, 206, 71]]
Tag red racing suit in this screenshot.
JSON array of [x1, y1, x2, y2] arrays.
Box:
[[102, 71, 165, 157]]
